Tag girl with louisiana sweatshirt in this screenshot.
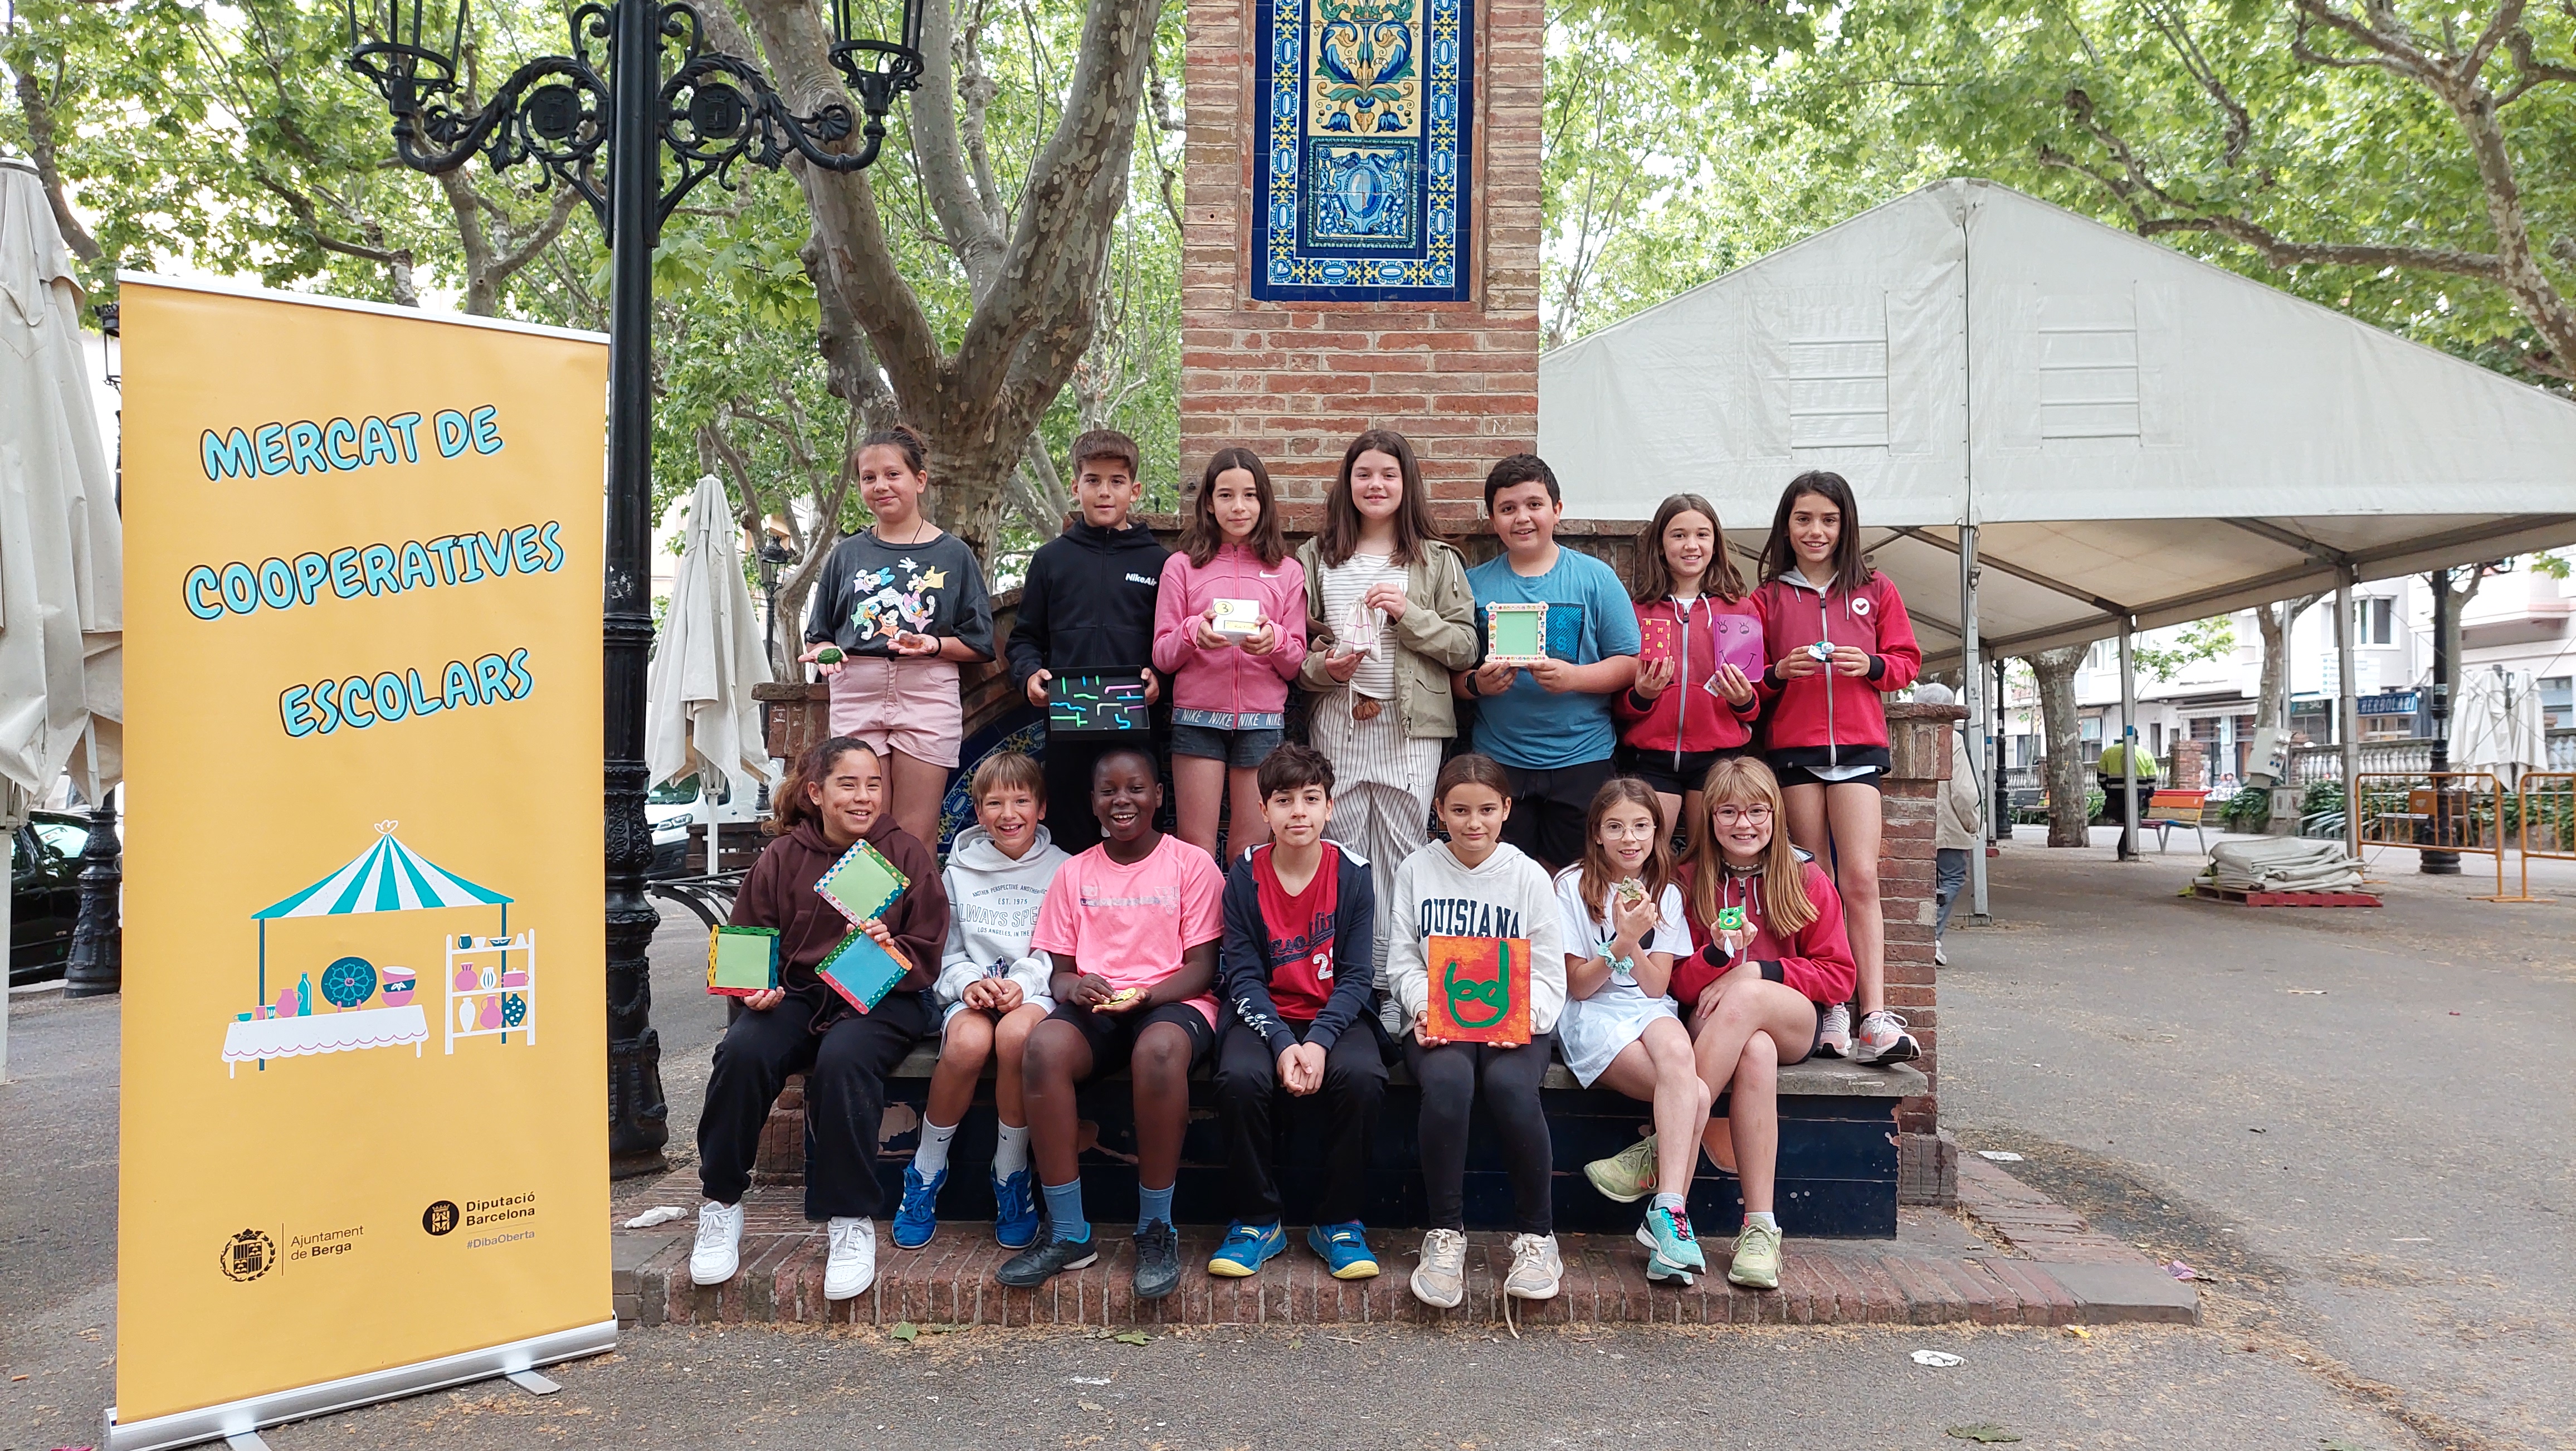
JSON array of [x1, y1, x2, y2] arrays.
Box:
[[1384, 754, 1568, 1312]]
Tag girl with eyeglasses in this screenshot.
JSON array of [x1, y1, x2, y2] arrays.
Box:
[[1589, 755, 1854, 1291]]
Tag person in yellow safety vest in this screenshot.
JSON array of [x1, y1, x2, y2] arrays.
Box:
[[2095, 739, 2160, 828]]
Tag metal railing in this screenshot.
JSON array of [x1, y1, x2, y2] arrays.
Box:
[[2353, 771, 2509, 898], [2509, 771, 2574, 902]]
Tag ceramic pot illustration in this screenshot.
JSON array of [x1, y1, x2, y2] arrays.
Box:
[[478, 994, 504, 1030], [454, 963, 480, 992], [380, 968, 416, 1007]]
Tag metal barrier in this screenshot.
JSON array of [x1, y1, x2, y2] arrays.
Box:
[[2509, 771, 2574, 903], [2353, 771, 2510, 899]]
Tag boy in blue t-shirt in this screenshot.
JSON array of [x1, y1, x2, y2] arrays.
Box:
[[1456, 454, 1641, 871]]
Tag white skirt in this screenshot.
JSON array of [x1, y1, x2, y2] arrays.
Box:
[[1555, 981, 1680, 1087]]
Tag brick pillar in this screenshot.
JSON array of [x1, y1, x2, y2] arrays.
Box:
[[1181, 0, 1541, 505], [2170, 737, 2206, 792], [1883, 702, 1956, 1206]]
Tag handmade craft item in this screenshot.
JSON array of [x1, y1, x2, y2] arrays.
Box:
[[319, 956, 376, 1011], [1715, 906, 1746, 933], [1337, 595, 1382, 657], [706, 924, 782, 997], [815, 839, 909, 926], [1711, 614, 1766, 676], [1486, 603, 1548, 666], [1639, 617, 1676, 663], [1208, 598, 1264, 637], [817, 930, 915, 1014], [1424, 935, 1532, 1046], [1048, 673, 1151, 736], [815, 645, 845, 665]]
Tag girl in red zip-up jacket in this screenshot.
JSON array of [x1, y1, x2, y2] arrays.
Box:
[[1596, 755, 1852, 1290], [1616, 494, 1766, 844], [1154, 448, 1309, 859], [1750, 471, 1920, 1068]]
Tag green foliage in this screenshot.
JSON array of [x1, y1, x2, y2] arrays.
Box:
[[2133, 617, 2238, 683], [2223, 783, 2273, 829]]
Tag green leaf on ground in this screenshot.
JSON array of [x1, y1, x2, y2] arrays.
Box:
[[889, 1322, 918, 1342], [1946, 1426, 2023, 1444], [1113, 1330, 1151, 1346]]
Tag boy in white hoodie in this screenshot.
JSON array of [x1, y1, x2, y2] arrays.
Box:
[[894, 753, 1070, 1252], [1385, 753, 1568, 1311]]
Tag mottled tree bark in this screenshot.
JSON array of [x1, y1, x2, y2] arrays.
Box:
[[2028, 644, 2091, 848]]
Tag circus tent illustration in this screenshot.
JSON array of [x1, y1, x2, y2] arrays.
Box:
[[222, 822, 538, 1075]]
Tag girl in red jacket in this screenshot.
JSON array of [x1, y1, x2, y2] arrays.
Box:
[[1661, 756, 1855, 1290], [1153, 448, 1308, 859], [1752, 471, 1920, 1067], [1616, 493, 1764, 845]]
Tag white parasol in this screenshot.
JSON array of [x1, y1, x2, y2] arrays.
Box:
[[645, 475, 775, 869], [2449, 667, 2548, 790]]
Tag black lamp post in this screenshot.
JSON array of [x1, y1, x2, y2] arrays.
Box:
[[344, 0, 920, 1175], [753, 532, 795, 820], [64, 301, 123, 1000]]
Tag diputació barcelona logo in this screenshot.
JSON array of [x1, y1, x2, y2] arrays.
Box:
[[219, 1228, 278, 1282], [422, 1200, 460, 1236]]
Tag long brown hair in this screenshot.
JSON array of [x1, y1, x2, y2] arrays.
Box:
[[1317, 428, 1447, 568], [1573, 777, 1675, 923], [1684, 757, 1817, 935], [1756, 470, 1874, 593], [1178, 446, 1287, 567], [1631, 493, 1744, 604], [1432, 751, 1512, 806], [767, 735, 877, 838]]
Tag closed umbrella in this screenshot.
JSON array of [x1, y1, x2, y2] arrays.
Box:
[[0, 157, 123, 1074], [2450, 667, 2546, 790], [645, 474, 775, 871]]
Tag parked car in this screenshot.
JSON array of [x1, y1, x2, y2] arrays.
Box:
[[646, 772, 767, 879], [12, 811, 93, 985]]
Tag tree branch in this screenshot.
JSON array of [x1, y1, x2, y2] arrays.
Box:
[[9, 57, 100, 260], [910, 0, 1009, 298]]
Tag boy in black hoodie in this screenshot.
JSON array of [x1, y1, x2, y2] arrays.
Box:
[[1007, 429, 1171, 852], [1208, 744, 1386, 1280]]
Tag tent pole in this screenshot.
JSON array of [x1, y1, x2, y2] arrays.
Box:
[[1960, 524, 1989, 919], [2119, 620, 2139, 861], [2338, 566, 2360, 860], [2, 832, 12, 1082]]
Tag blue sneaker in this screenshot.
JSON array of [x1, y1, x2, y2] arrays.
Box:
[[992, 1168, 1040, 1250], [1206, 1219, 1287, 1278], [891, 1163, 944, 1249], [1305, 1221, 1381, 1280], [1635, 1204, 1706, 1271]]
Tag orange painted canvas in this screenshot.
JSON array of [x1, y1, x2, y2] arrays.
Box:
[[1425, 935, 1531, 1045]]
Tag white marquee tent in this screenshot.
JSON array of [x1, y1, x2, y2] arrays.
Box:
[[1541, 178, 2576, 898]]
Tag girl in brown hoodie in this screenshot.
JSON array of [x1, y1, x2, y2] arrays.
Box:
[[690, 736, 950, 1303]]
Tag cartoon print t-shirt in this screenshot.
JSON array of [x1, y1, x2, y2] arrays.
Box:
[[803, 529, 995, 659]]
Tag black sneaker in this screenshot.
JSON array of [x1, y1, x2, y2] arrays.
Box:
[[997, 1231, 1099, 1288], [1134, 1220, 1182, 1301]]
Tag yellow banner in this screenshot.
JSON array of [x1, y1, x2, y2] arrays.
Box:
[[116, 277, 609, 1433]]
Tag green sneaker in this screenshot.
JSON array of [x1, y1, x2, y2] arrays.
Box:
[[1584, 1133, 1658, 1204], [1726, 1218, 1783, 1291]]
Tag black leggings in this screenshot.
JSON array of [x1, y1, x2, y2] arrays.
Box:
[[697, 988, 931, 1221], [1407, 1031, 1557, 1235]]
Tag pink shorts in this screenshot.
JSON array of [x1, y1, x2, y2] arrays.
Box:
[[824, 655, 965, 768]]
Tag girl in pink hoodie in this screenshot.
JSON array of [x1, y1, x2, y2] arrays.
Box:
[[1154, 448, 1309, 858]]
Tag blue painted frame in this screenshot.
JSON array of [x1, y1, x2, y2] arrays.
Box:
[[1250, 0, 1475, 303]]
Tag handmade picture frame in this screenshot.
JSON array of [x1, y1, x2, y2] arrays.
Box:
[[1424, 934, 1532, 1046], [816, 839, 909, 927], [817, 929, 914, 1014], [1485, 602, 1549, 666], [1048, 672, 1152, 736], [706, 924, 781, 997]]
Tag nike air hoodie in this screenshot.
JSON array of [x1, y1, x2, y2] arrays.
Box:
[[1006, 519, 1170, 689], [1385, 840, 1568, 1038], [934, 824, 1072, 1011]]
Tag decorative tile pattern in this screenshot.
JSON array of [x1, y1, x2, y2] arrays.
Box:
[[1252, 0, 1473, 300]]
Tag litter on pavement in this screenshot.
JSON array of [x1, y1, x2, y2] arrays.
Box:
[[1911, 1350, 1966, 1367]]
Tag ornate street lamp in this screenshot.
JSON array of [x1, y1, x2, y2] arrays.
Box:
[[65, 301, 123, 1000], [344, 0, 920, 1175]]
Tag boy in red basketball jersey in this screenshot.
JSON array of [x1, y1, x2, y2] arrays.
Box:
[[1208, 744, 1385, 1279]]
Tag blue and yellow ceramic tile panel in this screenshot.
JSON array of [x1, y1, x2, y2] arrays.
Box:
[[1252, 0, 1474, 301]]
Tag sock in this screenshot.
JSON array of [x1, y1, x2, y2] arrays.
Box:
[[1744, 1210, 1779, 1233], [991, 1121, 1031, 1179], [1136, 1182, 1175, 1233], [1042, 1179, 1089, 1243], [914, 1119, 958, 1178], [1652, 1192, 1687, 1215]]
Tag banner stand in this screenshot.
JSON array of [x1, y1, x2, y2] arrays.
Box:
[[104, 1320, 615, 1451]]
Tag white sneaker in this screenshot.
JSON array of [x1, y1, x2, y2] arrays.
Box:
[[690, 1200, 744, 1286], [1411, 1228, 1467, 1309], [824, 1216, 877, 1301], [1853, 1009, 1921, 1065], [1814, 1003, 1852, 1058], [1933, 938, 1948, 967], [1504, 1233, 1562, 1301]]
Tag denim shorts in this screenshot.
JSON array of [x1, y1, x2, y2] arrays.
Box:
[[1169, 721, 1285, 768]]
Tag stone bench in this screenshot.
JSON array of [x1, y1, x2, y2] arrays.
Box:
[[750, 1039, 1926, 1239]]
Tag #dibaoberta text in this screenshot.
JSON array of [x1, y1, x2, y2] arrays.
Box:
[[189, 405, 562, 737]]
